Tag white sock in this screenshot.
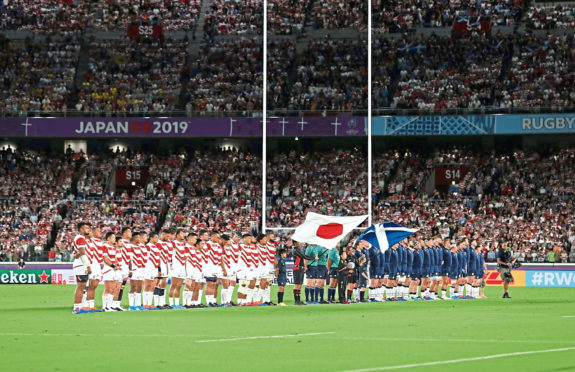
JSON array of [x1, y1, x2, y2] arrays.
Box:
[[113, 300, 120, 308], [87, 299, 94, 308], [174, 296, 180, 306], [441, 290, 446, 298], [169, 296, 174, 306], [458, 285, 463, 295], [452, 286, 457, 296], [465, 284, 471, 296], [247, 288, 253, 303], [135, 293, 141, 307], [154, 294, 159, 306], [128, 293, 135, 307], [82, 291, 87, 305], [198, 289, 204, 304], [229, 287, 235, 303]]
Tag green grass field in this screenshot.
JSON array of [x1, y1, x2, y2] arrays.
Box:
[[1, 286, 574, 371]]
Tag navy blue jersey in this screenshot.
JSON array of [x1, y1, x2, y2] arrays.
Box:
[[400, 245, 408, 272], [368, 246, 379, 267], [384, 248, 392, 272], [406, 249, 414, 274], [478, 251, 485, 275], [434, 246, 442, 272], [423, 248, 431, 268], [468, 249, 478, 274], [389, 249, 399, 272], [397, 245, 404, 269], [457, 250, 465, 273], [413, 249, 423, 272], [442, 247, 452, 269], [450, 251, 459, 275]]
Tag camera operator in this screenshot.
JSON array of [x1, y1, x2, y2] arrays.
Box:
[[497, 242, 516, 299]]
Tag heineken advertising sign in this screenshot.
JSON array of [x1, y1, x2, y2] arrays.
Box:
[[0, 269, 51, 284]]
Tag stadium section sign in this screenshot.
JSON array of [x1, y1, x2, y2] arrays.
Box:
[[0, 269, 51, 284], [127, 25, 164, 40]]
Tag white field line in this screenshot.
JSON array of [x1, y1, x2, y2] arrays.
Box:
[[0, 331, 336, 342], [336, 336, 575, 345], [342, 347, 575, 372], [561, 315, 575, 318], [195, 332, 336, 343]]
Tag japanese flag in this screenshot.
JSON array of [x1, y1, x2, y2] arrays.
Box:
[[291, 212, 368, 249]]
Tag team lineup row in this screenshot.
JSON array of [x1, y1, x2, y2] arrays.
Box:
[[70, 222, 488, 313]]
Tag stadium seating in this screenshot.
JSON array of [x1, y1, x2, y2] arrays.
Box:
[[267, 148, 368, 227]]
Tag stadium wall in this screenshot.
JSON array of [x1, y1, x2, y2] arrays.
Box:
[[2, 263, 575, 287]]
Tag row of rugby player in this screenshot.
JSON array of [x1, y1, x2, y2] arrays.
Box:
[[71, 223, 279, 313]]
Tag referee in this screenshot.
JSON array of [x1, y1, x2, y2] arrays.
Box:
[[292, 242, 313, 305]]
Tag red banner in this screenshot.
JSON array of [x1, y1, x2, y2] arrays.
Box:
[[435, 166, 470, 185], [116, 168, 150, 188], [127, 25, 164, 40]]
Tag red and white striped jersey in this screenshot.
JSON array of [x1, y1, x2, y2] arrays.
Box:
[[253, 244, 265, 268], [264, 241, 277, 266], [173, 240, 188, 266], [90, 238, 105, 264], [240, 243, 253, 269], [167, 240, 176, 264], [103, 243, 117, 264], [197, 245, 208, 269], [205, 241, 223, 266], [131, 243, 144, 269], [227, 242, 241, 267], [186, 244, 198, 268], [146, 243, 160, 267], [159, 241, 171, 265], [120, 239, 133, 267], [140, 243, 149, 266], [85, 239, 99, 265], [72, 234, 90, 261]]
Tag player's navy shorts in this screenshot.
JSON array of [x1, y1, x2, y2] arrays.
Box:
[[277, 273, 287, 286], [307, 266, 318, 279], [329, 267, 338, 278], [468, 271, 476, 277], [401, 265, 407, 275], [316, 265, 327, 280], [449, 270, 459, 280], [369, 265, 378, 279], [410, 269, 420, 280], [76, 274, 89, 283], [406, 266, 412, 277], [358, 277, 367, 288], [388, 269, 397, 280], [441, 265, 450, 276]]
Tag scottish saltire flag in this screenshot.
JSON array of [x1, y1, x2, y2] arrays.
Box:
[[355, 222, 418, 253]]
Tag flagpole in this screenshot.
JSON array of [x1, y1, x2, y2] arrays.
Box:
[[262, 0, 268, 234], [367, 0, 373, 227]]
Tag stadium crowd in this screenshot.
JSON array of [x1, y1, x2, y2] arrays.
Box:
[[77, 38, 187, 115], [204, 0, 263, 36], [267, 148, 368, 228], [373, 0, 526, 34], [184, 38, 263, 115]]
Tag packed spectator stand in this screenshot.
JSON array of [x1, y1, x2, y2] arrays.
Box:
[[0, 145, 261, 263]]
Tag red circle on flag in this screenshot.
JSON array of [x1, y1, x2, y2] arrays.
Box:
[[316, 223, 344, 239]]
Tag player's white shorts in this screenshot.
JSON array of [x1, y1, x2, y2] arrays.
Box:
[[89, 263, 102, 281], [256, 266, 266, 279], [159, 262, 169, 277], [72, 259, 88, 276], [186, 267, 199, 281], [121, 268, 130, 280], [170, 263, 186, 279], [102, 266, 117, 282], [131, 268, 144, 281]]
